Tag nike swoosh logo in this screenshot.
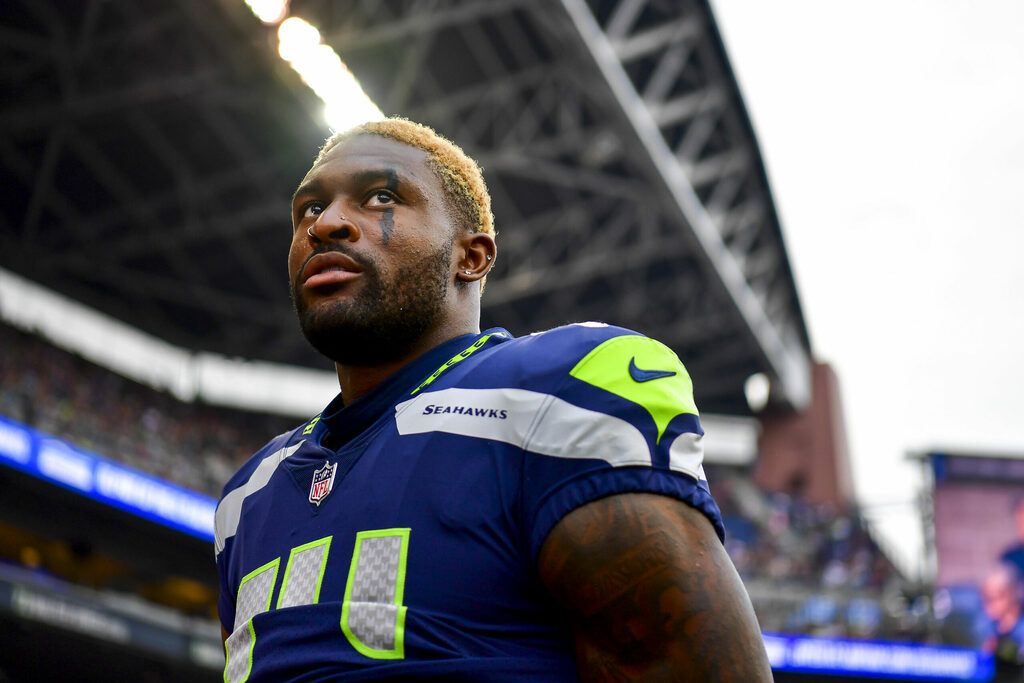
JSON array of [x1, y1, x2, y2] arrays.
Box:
[[628, 357, 677, 383]]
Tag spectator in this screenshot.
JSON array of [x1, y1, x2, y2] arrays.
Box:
[[0, 323, 292, 496], [1000, 498, 1024, 578], [982, 564, 1024, 668]]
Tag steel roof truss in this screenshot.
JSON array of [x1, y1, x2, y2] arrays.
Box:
[[555, 0, 810, 408]]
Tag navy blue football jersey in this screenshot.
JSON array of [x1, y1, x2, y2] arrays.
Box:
[[215, 323, 724, 682]]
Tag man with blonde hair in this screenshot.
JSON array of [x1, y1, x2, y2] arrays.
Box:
[[215, 117, 770, 681]]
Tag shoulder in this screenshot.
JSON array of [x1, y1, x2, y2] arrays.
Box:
[[218, 423, 308, 501], [427, 322, 700, 457], [401, 324, 722, 556], [215, 424, 309, 557], [484, 322, 691, 393], [490, 322, 699, 437], [502, 321, 644, 363]]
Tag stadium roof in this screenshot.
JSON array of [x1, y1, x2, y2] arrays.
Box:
[[1, 0, 811, 414]]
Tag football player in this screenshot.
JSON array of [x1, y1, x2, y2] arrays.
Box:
[[215, 118, 771, 681]]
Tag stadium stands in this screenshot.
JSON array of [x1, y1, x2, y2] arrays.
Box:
[[709, 468, 917, 642], [0, 322, 294, 498]]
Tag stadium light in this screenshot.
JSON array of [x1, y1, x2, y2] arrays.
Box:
[[277, 17, 384, 131], [241, 1, 384, 131], [744, 372, 770, 412], [244, 0, 289, 25]]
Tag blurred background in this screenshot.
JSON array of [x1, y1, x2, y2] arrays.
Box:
[[1, 0, 1021, 680]]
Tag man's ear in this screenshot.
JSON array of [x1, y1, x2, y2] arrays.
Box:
[[455, 231, 496, 285]]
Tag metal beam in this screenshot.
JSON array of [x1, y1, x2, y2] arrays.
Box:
[[485, 211, 696, 306], [0, 69, 225, 132], [414, 63, 551, 124], [53, 255, 282, 327], [50, 198, 287, 272], [19, 125, 68, 242], [642, 39, 694, 103], [63, 134, 218, 295], [715, 196, 765, 241], [612, 16, 702, 63], [382, 24, 436, 112], [650, 86, 727, 128], [0, 135, 92, 247], [554, 0, 810, 408], [687, 147, 749, 187], [481, 153, 645, 199], [327, 0, 530, 53], [605, 0, 648, 41], [65, 155, 293, 256]]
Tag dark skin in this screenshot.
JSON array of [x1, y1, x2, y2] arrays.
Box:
[[225, 135, 773, 681], [287, 135, 494, 405], [539, 494, 773, 681]]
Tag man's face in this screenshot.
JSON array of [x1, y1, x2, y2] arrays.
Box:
[[288, 134, 458, 366], [983, 569, 1021, 622]]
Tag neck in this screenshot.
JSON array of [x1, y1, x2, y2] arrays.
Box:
[[334, 317, 479, 406]]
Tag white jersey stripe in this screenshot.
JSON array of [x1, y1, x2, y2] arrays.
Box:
[[395, 388, 650, 467], [215, 441, 304, 556], [667, 431, 707, 481]]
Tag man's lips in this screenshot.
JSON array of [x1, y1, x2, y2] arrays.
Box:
[[301, 251, 364, 289]]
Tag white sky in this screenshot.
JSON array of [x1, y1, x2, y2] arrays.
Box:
[[711, 0, 1024, 575]]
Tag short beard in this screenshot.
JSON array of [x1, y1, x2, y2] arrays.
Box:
[[292, 243, 452, 367]]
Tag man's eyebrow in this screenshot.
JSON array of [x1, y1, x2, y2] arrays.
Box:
[[351, 168, 401, 189], [292, 178, 323, 203], [291, 168, 405, 203]]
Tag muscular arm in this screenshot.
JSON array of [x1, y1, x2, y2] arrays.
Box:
[[538, 493, 772, 682]]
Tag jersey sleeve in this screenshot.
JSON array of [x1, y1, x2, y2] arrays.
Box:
[[213, 428, 301, 634], [216, 474, 242, 633], [216, 543, 236, 633], [517, 327, 725, 561]]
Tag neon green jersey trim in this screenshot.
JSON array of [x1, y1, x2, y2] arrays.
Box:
[[302, 415, 321, 436], [410, 334, 494, 395], [570, 335, 698, 444]]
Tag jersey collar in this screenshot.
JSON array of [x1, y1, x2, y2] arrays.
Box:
[[313, 328, 511, 450]]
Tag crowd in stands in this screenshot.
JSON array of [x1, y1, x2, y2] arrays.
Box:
[[0, 322, 294, 497], [713, 475, 895, 590], [710, 471, 916, 641]]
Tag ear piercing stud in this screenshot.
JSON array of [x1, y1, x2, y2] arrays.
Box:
[[486, 255, 492, 261]]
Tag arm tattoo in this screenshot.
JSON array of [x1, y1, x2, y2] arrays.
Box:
[[539, 493, 772, 682]]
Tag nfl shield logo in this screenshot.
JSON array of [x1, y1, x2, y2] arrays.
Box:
[[309, 460, 337, 506]]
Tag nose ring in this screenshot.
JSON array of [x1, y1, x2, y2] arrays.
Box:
[[307, 216, 348, 239]]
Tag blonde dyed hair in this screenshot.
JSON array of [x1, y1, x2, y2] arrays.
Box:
[[316, 118, 495, 241]]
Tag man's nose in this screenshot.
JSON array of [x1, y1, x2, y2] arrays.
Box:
[[308, 202, 360, 243]]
